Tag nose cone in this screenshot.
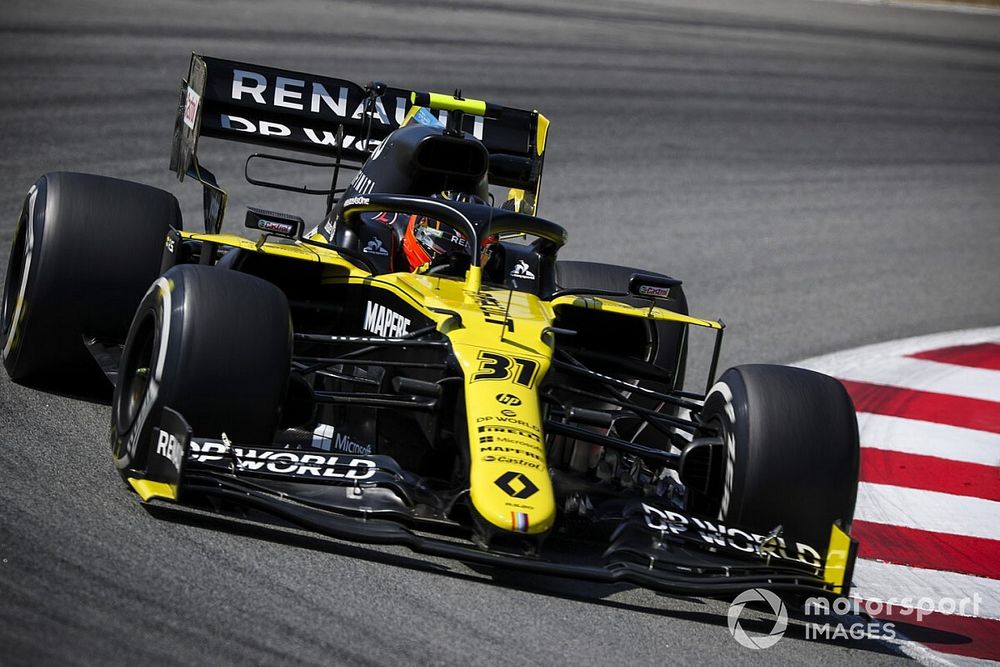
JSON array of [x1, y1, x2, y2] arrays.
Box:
[[443, 289, 558, 536], [463, 370, 555, 535], [470, 453, 556, 535]]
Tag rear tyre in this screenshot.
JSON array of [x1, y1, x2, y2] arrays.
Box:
[[2, 172, 181, 388], [692, 364, 859, 554], [111, 265, 292, 473]]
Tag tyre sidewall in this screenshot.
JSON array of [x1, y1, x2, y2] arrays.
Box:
[[702, 371, 750, 526], [111, 276, 174, 471], [2, 181, 44, 375]]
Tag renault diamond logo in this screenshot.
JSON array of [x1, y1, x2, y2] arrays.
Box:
[[494, 471, 538, 499]]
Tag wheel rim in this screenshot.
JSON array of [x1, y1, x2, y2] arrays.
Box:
[[116, 312, 156, 431]]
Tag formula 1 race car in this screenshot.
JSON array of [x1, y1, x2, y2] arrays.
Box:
[[1, 54, 860, 598]]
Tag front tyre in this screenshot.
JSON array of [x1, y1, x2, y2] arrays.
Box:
[[111, 265, 292, 473], [692, 364, 859, 554]]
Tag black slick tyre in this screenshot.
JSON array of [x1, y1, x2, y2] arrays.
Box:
[[693, 364, 859, 554], [111, 265, 291, 473], [2, 172, 181, 388]]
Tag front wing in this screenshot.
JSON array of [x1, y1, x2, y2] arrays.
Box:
[[129, 409, 857, 599]]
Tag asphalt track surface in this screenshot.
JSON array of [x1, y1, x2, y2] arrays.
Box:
[[1, 1, 998, 665]]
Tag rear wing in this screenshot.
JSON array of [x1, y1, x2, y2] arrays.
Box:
[[170, 54, 550, 231]]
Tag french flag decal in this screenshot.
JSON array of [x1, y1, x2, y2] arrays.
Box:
[[511, 512, 529, 533]]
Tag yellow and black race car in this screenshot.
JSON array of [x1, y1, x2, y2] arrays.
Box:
[[1, 54, 860, 598]]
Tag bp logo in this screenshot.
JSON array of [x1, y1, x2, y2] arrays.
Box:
[[727, 588, 788, 649]]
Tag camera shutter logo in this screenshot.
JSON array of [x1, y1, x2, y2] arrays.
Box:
[[727, 588, 788, 649]]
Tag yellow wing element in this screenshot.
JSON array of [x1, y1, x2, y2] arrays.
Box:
[[502, 187, 540, 216], [548, 294, 723, 330], [823, 523, 857, 595], [410, 91, 487, 116], [535, 113, 550, 156], [530, 113, 550, 214], [504, 188, 527, 214], [128, 478, 178, 502], [385, 95, 488, 131]]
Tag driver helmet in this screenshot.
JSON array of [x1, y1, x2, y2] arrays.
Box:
[[402, 191, 489, 271]]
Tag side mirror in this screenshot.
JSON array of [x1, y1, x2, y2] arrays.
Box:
[[628, 273, 682, 300], [245, 207, 305, 240]]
